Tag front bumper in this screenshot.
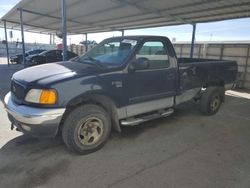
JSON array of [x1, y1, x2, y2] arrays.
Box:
[[4, 92, 66, 137]]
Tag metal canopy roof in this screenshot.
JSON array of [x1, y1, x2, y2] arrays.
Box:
[[1, 0, 250, 34]]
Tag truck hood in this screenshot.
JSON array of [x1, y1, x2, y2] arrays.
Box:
[[12, 61, 100, 85]]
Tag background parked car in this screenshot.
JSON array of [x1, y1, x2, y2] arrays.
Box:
[[26, 49, 78, 66], [10, 49, 45, 64]]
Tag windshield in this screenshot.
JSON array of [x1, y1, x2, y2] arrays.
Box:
[[75, 38, 138, 67]]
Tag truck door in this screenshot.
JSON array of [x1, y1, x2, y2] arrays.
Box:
[[125, 39, 177, 117]]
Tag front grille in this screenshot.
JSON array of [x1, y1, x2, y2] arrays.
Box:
[[11, 80, 26, 101]]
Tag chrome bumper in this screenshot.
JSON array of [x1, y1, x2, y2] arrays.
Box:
[[4, 92, 66, 137]]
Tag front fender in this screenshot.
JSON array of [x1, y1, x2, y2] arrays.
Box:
[[65, 91, 121, 132]]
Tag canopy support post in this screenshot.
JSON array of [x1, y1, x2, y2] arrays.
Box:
[[49, 34, 52, 45], [61, 0, 67, 61], [19, 8, 26, 66], [3, 20, 10, 66], [52, 34, 55, 45], [121, 30, 124, 36], [190, 23, 196, 58], [85, 33, 88, 52]]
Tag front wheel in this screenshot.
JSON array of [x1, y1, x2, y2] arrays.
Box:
[[62, 104, 111, 154], [200, 87, 225, 115]]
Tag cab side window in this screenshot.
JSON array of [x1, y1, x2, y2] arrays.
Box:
[[136, 41, 169, 69]]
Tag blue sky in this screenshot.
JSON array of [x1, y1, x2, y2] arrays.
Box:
[[1, 0, 250, 44]]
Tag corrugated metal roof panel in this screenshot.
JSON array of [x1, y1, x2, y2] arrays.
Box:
[[0, 0, 250, 34]]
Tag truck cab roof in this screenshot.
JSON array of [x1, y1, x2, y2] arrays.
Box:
[[104, 35, 171, 41]]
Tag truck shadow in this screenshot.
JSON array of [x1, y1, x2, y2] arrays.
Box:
[[0, 134, 67, 156], [0, 134, 72, 188], [0, 100, 201, 156]]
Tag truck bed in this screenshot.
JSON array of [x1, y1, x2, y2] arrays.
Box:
[[177, 58, 237, 91]]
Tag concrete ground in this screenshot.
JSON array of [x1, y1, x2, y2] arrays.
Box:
[[0, 58, 250, 188]]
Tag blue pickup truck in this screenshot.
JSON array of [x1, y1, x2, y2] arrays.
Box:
[[4, 36, 237, 154]]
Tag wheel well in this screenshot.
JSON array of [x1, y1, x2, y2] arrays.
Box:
[[196, 67, 225, 88], [59, 94, 121, 134], [203, 79, 225, 88]]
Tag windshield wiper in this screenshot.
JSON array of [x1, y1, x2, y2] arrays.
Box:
[[70, 56, 80, 61], [81, 57, 106, 68]]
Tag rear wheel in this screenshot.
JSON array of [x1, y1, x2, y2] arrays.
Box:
[[200, 87, 224, 115], [62, 104, 111, 154]]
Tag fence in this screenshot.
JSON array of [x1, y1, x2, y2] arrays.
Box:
[[173, 43, 250, 90]]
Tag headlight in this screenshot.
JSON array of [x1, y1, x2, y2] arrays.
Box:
[[25, 89, 57, 105]]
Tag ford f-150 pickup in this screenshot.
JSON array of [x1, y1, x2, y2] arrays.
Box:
[[4, 36, 237, 154]]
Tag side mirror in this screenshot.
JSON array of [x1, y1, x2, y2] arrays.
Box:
[[130, 57, 150, 71]]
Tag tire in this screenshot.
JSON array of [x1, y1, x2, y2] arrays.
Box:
[[16, 57, 22, 64], [62, 104, 111, 154], [200, 87, 225, 115]]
